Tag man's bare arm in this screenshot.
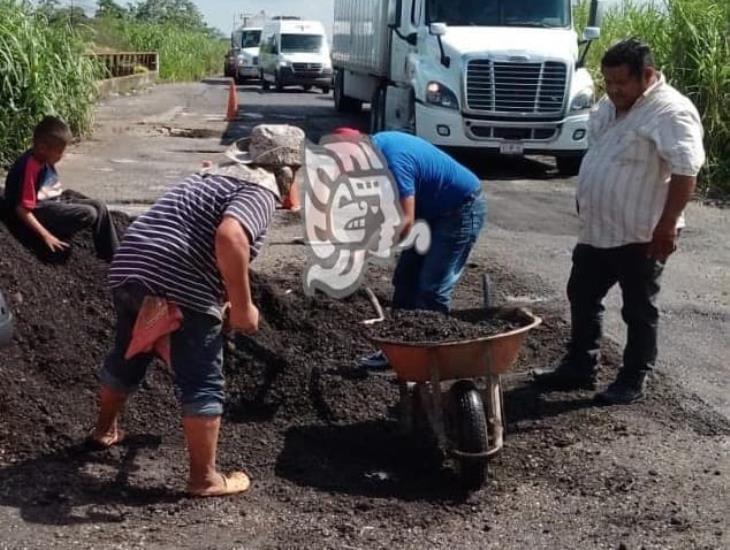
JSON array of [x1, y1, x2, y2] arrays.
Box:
[[648, 174, 696, 262], [215, 217, 258, 334], [399, 196, 416, 241]]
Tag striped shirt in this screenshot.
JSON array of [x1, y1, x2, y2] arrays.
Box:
[[577, 74, 705, 248], [109, 174, 276, 317]]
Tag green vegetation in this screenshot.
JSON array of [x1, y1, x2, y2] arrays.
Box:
[[91, 18, 227, 82], [576, 0, 730, 198], [90, 0, 227, 81], [0, 1, 100, 166]]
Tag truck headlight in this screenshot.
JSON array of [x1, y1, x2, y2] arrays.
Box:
[[570, 88, 594, 112], [426, 82, 459, 110], [279, 60, 290, 68]]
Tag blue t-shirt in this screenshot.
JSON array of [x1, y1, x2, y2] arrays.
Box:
[[372, 132, 481, 219]]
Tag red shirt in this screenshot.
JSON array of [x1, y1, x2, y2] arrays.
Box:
[[3, 150, 61, 210]]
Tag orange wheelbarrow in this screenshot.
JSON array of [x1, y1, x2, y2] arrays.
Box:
[[371, 304, 542, 489]]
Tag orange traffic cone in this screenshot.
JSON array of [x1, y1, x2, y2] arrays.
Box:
[[226, 78, 238, 121], [283, 178, 301, 211]]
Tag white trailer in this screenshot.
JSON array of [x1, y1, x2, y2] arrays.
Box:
[[332, 0, 602, 175]]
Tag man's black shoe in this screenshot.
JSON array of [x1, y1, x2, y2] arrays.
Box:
[[595, 370, 648, 404], [533, 362, 597, 391]]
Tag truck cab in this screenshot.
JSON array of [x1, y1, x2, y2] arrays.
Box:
[[333, 0, 601, 175], [231, 27, 263, 83]]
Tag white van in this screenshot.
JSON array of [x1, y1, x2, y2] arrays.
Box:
[[259, 18, 333, 93]]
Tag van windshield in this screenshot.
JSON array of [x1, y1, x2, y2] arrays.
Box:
[[242, 30, 262, 48], [280, 34, 323, 53], [426, 0, 570, 28]]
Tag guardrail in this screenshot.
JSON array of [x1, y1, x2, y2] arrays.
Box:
[[88, 52, 159, 79]]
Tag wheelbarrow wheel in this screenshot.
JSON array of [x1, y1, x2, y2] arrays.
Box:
[[448, 380, 489, 490]]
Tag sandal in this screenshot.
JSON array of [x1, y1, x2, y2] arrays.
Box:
[[85, 428, 125, 451], [189, 471, 251, 498]]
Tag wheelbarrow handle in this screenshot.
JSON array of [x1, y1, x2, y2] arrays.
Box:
[[483, 273, 494, 309], [361, 286, 385, 325]]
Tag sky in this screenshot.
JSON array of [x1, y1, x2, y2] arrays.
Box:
[[54, 0, 336, 34], [197, 0, 335, 35], [57, 0, 630, 36]]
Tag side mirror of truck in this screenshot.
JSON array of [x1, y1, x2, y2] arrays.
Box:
[[582, 27, 601, 41], [429, 23, 447, 37], [588, 0, 605, 27]]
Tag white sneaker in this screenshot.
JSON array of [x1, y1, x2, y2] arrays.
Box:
[[358, 350, 390, 370]]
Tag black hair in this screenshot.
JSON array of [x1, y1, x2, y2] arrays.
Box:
[[601, 38, 655, 78], [32, 115, 72, 148]]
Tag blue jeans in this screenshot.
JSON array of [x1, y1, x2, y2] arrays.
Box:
[[392, 192, 486, 313], [100, 284, 225, 417]]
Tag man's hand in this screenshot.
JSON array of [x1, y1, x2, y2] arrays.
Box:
[[647, 220, 677, 262], [228, 302, 260, 335], [43, 233, 70, 253]]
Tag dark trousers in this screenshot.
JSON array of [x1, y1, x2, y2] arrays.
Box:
[[567, 243, 665, 374], [34, 196, 119, 261]]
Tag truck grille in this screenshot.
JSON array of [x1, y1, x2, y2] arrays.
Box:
[[466, 60, 567, 115], [293, 62, 323, 74], [252, 56, 259, 66], [469, 126, 557, 140]]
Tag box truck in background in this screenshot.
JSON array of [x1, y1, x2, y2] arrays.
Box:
[[229, 26, 263, 83], [332, 0, 602, 175]]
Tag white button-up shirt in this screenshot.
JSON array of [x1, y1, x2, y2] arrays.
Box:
[[577, 74, 705, 248]]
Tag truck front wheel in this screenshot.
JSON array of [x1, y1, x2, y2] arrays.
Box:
[[556, 156, 583, 177], [334, 70, 362, 113]]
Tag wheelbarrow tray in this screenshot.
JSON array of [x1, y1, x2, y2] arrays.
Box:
[[371, 308, 542, 382]]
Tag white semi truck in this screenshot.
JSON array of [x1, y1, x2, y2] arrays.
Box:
[[332, 0, 602, 175]]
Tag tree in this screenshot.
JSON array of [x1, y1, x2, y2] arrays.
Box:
[[36, 1, 88, 25], [133, 0, 207, 30], [96, 0, 127, 19]]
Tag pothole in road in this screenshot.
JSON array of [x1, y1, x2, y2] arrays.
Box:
[[154, 126, 220, 139], [126, 123, 221, 139]]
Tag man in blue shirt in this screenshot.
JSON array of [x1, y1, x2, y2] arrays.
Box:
[[341, 130, 486, 368]]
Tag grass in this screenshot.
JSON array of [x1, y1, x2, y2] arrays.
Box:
[[89, 18, 227, 82], [0, 0, 100, 167], [576, 0, 730, 198]]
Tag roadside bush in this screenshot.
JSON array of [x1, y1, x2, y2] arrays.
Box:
[[577, 0, 730, 198], [0, 0, 99, 167], [90, 18, 227, 82]]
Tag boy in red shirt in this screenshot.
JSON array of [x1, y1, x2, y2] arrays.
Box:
[[3, 116, 119, 260]]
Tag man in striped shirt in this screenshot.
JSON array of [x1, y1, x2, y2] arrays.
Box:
[[90, 171, 277, 497], [536, 39, 705, 404]]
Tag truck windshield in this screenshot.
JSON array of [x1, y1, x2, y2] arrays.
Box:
[[427, 0, 570, 28], [242, 31, 262, 48], [280, 34, 323, 53]]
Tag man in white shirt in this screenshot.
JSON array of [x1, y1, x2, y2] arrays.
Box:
[[536, 39, 705, 404]]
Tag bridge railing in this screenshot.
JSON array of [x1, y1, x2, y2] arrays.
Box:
[[88, 52, 159, 79]]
